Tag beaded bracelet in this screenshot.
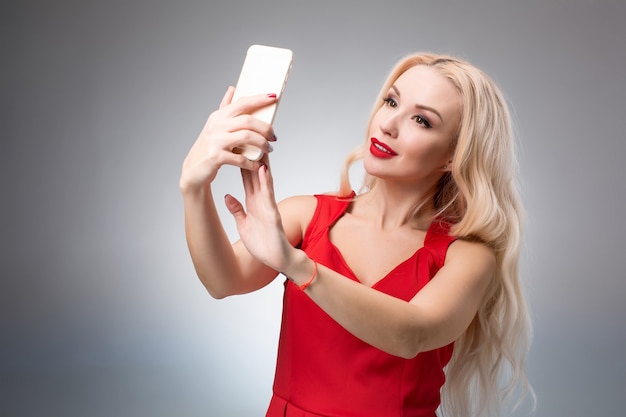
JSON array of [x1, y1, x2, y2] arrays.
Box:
[[298, 261, 318, 291]]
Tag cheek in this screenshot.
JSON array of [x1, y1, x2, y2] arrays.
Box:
[[407, 139, 449, 162]]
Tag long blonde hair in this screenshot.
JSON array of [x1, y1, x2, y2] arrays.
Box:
[[339, 53, 534, 417]]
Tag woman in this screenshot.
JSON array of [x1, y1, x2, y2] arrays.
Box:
[[180, 52, 533, 417]]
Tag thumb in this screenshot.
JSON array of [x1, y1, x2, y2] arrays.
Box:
[[224, 194, 246, 223]]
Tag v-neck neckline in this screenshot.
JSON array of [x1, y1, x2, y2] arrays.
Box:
[[324, 222, 434, 289]]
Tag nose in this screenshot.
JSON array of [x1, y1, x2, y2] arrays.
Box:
[[379, 111, 399, 139]]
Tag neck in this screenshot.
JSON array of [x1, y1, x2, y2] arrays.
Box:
[[356, 180, 438, 231]]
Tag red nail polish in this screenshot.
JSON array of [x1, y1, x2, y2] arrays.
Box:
[[267, 93, 277, 98]]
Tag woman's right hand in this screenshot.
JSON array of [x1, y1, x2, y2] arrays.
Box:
[[179, 86, 278, 192]]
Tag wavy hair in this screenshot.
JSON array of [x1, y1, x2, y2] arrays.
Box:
[[338, 53, 535, 417]]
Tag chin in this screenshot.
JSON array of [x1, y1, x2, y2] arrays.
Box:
[[363, 154, 391, 176]]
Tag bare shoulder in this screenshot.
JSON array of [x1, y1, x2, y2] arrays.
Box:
[[278, 194, 318, 218], [277, 194, 319, 246], [446, 238, 496, 275]]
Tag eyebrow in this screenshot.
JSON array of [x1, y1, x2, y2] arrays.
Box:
[[391, 85, 444, 124]]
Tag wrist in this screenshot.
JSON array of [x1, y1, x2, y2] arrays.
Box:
[[179, 158, 220, 194], [179, 171, 213, 196], [285, 250, 318, 290]]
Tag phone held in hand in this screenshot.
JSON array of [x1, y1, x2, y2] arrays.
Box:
[[231, 45, 294, 161]]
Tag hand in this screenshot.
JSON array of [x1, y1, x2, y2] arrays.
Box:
[[179, 87, 277, 191], [224, 158, 296, 272]]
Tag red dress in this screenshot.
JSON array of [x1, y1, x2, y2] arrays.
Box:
[[266, 194, 457, 417]]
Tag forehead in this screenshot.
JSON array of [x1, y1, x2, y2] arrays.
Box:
[[394, 65, 461, 119]]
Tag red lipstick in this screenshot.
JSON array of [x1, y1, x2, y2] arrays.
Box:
[[370, 137, 397, 158]]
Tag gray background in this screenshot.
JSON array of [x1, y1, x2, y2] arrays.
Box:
[[2, 0, 625, 416]]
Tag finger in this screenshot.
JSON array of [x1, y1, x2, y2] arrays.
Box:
[[218, 151, 263, 173], [224, 194, 246, 223], [240, 168, 255, 197], [259, 153, 271, 166], [219, 86, 236, 109], [258, 161, 276, 203], [231, 119, 276, 153], [260, 153, 274, 171], [241, 161, 263, 196], [227, 93, 278, 119], [234, 114, 277, 143], [247, 161, 262, 193], [221, 117, 276, 152]]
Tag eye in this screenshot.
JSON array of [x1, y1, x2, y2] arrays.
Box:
[[412, 115, 432, 128], [382, 97, 398, 108]]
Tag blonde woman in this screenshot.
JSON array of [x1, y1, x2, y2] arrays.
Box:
[[180, 53, 533, 417]]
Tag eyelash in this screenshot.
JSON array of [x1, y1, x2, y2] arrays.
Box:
[[382, 97, 398, 108], [382, 97, 432, 129], [412, 115, 432, 128]]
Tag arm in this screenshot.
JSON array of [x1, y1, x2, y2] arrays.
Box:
[[181, 185, 271, 298], [230, 161, 495, 358], [179, 87, 289, 298], [182, 186, 313, 298], [287, 240, 494, 358]]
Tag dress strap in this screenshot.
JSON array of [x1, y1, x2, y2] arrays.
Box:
[[423, 219, 457, 268], [301, 192, 355, 247]]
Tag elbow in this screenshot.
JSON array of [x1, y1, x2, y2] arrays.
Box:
[[395, 342, 423, 360], [390, 326, 428, 360], [200, 279, 234, 300], [391, 306, 451, 359], [397, 349, 419, 360], [395, 327, 457, 359], [204, 284, 234, 300], [207, 289, 227, 300], [195, 270, 239, 299]]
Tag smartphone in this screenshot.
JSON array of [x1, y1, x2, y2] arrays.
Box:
[[231, 45, 293, 161]]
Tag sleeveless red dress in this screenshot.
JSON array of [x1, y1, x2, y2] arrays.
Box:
[[266, 193, 457, 417]]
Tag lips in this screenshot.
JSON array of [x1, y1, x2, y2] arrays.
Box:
[[369, 137, 397, 158]]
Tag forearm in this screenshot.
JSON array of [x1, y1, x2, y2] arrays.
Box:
[[286, 252, 427, 358], [285, 242, 494, 358], [178, 88, 283, 297], [181, 184, 247, 298]]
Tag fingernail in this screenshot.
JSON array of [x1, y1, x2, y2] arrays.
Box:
[[271, 134, 278, 142], [268, 144, 274, 153], [267, 93, 277, 98]]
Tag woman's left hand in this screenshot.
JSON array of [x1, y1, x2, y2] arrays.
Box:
[[224, 157, 296, 273]]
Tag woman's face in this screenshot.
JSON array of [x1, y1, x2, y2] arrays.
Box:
[[364, 65, 462, 187]]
